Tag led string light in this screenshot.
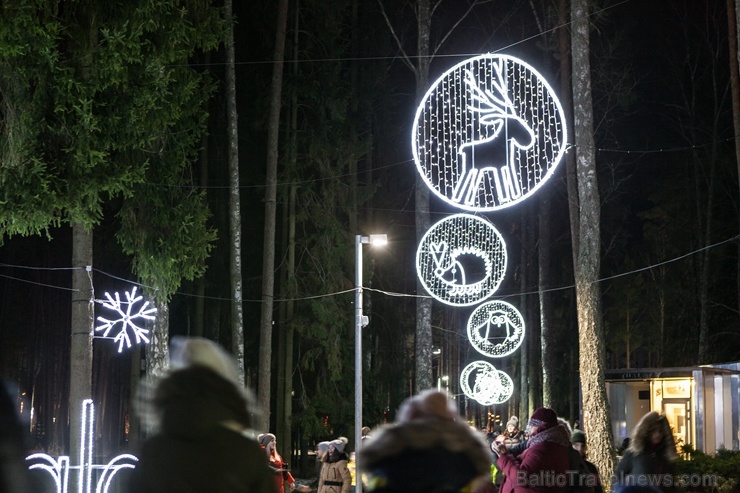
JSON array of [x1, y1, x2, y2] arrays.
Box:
[[459, 361, 514, 405], [467, 300, 525, 358], [26, 400, 138, 493], [416, 214, 507, 306], [412, 54, 567, 212], [94, 287, 157, 353]]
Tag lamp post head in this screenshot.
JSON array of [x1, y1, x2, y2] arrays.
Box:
[[360, 234, 388, 246]]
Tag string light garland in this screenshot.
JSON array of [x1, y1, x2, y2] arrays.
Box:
[[467, 300, 525, 358], [412, 54, 566, 211], [416, 213, 507, 306], [95, 287, 156, 353]]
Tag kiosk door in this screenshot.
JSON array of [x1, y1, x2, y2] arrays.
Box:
[[662, 398, 690, 450]]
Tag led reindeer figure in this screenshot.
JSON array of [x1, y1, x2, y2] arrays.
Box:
[[454, 64, 535, 207]]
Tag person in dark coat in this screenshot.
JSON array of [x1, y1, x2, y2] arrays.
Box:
[[127, 337, 276, 493], [494, 407, 571, 493], [571, 430, 602, 493], [613, 412, 677, 493], [359, 390, 492, 493]]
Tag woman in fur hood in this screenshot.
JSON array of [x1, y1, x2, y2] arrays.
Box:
[[613, 412, 677, 493], [358, 390, 493, 493]]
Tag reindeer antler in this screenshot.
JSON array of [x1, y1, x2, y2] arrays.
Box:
[[464, 62, 517, 126]]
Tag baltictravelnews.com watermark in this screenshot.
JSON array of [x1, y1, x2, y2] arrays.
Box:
[[515, 471, 718, 489]]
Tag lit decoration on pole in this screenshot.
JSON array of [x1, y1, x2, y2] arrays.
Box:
[[26, 399, 138, 493], [95, 287, 156, 352], [459, 361, 514, 405], [467, 300, 525, 358], [416, 214, 507, 306], [412, 54, 567, 211]]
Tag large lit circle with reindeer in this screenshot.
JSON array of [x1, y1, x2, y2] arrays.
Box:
[[416, 214, 507, 306], [460, 361, 514, 405], [467, 300, 525, 358], [411, 54, 567, 211]]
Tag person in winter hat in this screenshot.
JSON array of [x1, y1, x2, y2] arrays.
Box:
[[494, 407, 571, 493], [359, 390, 492, 493], [318, 437, 352, 493], [571, 431, 602, 493], [496, 416, 525, 449], [314, 441, 332, 486], [127, 336, 275, 493], [259, 433, 309, 493]]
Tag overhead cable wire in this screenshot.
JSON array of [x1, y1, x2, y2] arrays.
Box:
[[2, 229, 738, 303]]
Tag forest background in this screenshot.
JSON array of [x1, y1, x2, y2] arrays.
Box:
[[1, 0, 739, 479]]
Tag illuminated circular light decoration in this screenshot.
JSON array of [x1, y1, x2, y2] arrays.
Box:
[[460, 361, 514, 405], [416, 214, 507, 306], [95, 287, 157, 353], [412, 54, 567, 211], [467, 300, 525, 358]]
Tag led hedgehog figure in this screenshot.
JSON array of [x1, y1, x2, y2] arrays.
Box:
[[430, 240, 493, 298], [453, 62, 535, 207]]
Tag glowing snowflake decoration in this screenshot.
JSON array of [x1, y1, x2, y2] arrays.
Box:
[[95, 287, 156, 353]]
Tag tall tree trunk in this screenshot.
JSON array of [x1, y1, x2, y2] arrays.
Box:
[[539, 190, 555, 406], [224, 0, 245, 383], [70, 223, 93, 462], [145, 300, 170, 377], [414, 0, 433, 393], [730, 0, 740, 320], [258, 0, 289, 431], [570, 0, 615, 484], [519, 212, 529, 416]]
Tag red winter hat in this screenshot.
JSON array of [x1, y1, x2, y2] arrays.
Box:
[[527, 407, 558, 435]]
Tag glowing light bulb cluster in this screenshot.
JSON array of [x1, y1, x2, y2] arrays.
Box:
[[413, 53, 565, 406], [26, 399, 138, 493], [95, 287, 156, 352]]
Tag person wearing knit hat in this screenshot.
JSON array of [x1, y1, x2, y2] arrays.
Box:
[[494, 407, 571, 493], [496, 416, 525, 450], [358, 390, 493, 492], [571, 430, 602, 493], [318, 437, 351, 493], [259, 432, 308, 493], [127, 337, 274, 493]]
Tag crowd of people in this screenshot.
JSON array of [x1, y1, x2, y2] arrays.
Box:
[[1, 336, 680, 493]]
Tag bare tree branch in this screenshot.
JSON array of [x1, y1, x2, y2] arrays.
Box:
[[376, 0, 416, 73]]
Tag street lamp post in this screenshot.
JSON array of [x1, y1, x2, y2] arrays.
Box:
[[355, 233, 386, 493]]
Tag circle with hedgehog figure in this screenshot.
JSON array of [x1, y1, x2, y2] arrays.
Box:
[[411, 54, 567, 211], [416, 214, 507, 306]]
